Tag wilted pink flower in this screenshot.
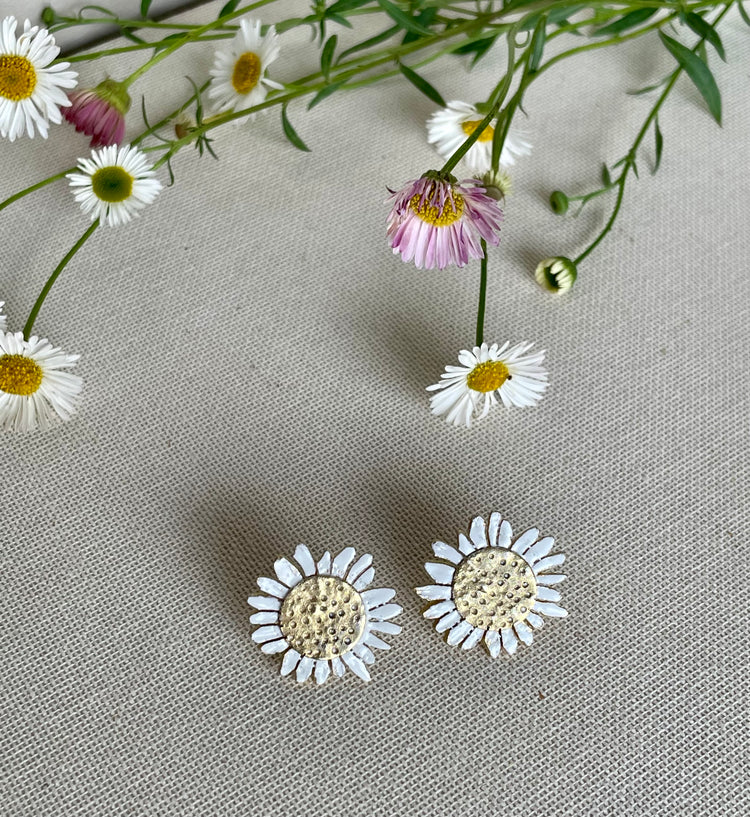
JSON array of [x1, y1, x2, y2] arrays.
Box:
[[386, 173, 503, 270], [63, 78, 130, 147]]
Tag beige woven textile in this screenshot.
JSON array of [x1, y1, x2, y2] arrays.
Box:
[[1, 2, 749, 815]]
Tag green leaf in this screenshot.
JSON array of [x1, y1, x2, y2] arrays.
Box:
[[398, 63, 445, 107], [337, 25, 399, 62], [528, 18, 546, 73], [659, 31, 722, 125], [594, 8, 655, 37], [402, 7, 436, 44], [307, 81, 345, 110], [140, 0, 152, 17], [218, 0, 240, 17], [626, 78, 668, 96], [320, 34, 337, 80], [327, 0, 370, 13], [653, 116, 663, 174], [121, 27, 147, 44], [153, 31, 187, 53], [375, 0, 431, 36], [326, 13, 353, 29], [281, 104, 311, 152], [601, 163, 612, 188], [739, 2, 750, 28], [683, 12, 726, 61]]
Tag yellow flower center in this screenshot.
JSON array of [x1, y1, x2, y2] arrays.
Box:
[[0, 354, 43, 396], [91, 167, 134, 203], [0, 54, 37, 101], [461, 119, 494, 143], [465, 360, 509, 392], [452, 548, 537, 631], [410, 190, 464, 227], [232, 52, 262, 94]]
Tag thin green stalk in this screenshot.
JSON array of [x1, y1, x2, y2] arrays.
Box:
[[23, 222, 99, 340], [0, 170, 74, 215], [64, 33, 234, 64], [476, 241, 488, 347]]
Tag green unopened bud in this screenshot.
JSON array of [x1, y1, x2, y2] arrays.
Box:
[[549, 190, 569, 215], [477, 169, 512, 201], [41, 7, 57, 26], [95, 78, 132, 116], [535, 257, 577, 294]]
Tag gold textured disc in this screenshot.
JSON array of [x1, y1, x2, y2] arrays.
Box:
[[279, 576, 365, 660], [452, 548, 537, 631]]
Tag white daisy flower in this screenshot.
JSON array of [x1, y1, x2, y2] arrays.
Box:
[[248, 545, 402, 685], [0, 331, 82, 432], [67, 144, 162, 227], [426, 101, 532, 174], [207, 18, 282, 123], [427, 341, 548, 428], [417, 513, 567, 657], [0, 16, 77, 141]]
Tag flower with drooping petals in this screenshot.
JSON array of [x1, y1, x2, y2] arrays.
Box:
[[427, 101, 532, 174], [248, 545, 402, 684], [0, 16, 77, 141], [207, 17, 282, 123], [417, 513, 567, 657], [0, 331, 82, 432], [387, 173, 503, 270], [67, 144, 162, 227], [535, 256, 577, 293], [63, 78, 131, 147], [427, 341, 547, 427]]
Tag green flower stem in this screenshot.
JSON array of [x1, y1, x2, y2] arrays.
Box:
[[573, 0, 734, 266], [476, 241, 488, 347], [23, 221, 99, 341], [64, 34, 235, 64], [52, 17, 237, 33], [0, 169, 74, 215]]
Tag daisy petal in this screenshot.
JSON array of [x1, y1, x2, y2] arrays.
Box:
[[423, 600, 455, 619], [314, 660, 330, 686], [435, 610, 461, 633], [274, 558, 302, 588], [341, 651, 371, 682], [512, 528, 539, 554], [362, 588, 395, 608], [534, 602, 567, 618], [485, 629, 502, 658], [501, 627, 518, 655], [537, 586, 561, 603], [347, 553, 373, 583], [461, 626, 485, 650], [296, 656, 314, 683], [416, 585, 452, 601], [425, 562, 454, 584], [514, 620, 533, 645], [534, 554, 565, 573], [367, 604, 401, 621], [260, 639, 288, 655], [332, 546, 355, 578], [524, 536, 555, 564], [293, 544, 316, 576], [247, 595, 281, 611], [432, 541, 463, 564], [257, 577, 288, 598], [280, 649, 301, 676], [446, 619, 473, 646]]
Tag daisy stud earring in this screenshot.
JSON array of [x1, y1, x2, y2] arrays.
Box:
[[248, 545, 402, 685], [417, 513, 567, 657]]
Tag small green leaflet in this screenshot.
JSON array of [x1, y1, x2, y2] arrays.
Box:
[[527, 17, 546, 73], [321, 35, 337, 81], [399, 63, 445, 107], [739, 2, 750, 28], [402, 8, 436, 45], [337, 26, 399, 63], [653, 116, 663, 174], [659, 31, 722, 126], [601, 163, 612, 188], [140, 0, 152, 17], [682, 13, 726, 61], [375, 0, 431, 37], [308, 81, 345, 110], [594, 8, 655, 37], [219, 0, 240, 16], [281, 104, 311, 152]]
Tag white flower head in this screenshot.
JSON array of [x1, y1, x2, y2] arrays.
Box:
[[427, 101, 532, 174], [248, 545, 402, 685], [0, 331, 82, 432], [0, 16, 77, 141], [208, 18, 282, 123], [427, 341, 548, 428], [417, 513, 567, 657], [67, 144, 162, 227]]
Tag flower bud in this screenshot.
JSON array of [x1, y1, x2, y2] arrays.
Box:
[[41, 7, 58, 26], [549, 190, 569, 215], [535, 257, 577, 294], [477, 169, 512, 201]]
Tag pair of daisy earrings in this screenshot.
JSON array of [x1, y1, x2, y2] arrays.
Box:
[[248, 512, 567, 685]]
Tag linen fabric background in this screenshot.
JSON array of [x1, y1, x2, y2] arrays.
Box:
[[2, 2, 749, 815]]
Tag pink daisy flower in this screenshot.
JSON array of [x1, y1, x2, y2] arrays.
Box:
[[63, 78, 130, 148], [386, 173, 503, 270]]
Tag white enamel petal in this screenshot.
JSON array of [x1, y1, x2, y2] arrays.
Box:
[[537, 586, 562, 603], [526, 611, 544, 629], [534, 602, 568, 618], [447, 619, 473, 646], [368, 603, 401, 621], [347, 553, 373, 582], [362, 588, 395, 608], [425, 562, 454, 585], [534, 554, 565, 573], [485, 629, 502, 658], [252, 625, 283, 644], [355, 643, 376, 664], [514, 620, 533, 645], [280, 649, 301, 676], [469, 516, 488, 549], [462, 626, 485, 650], [353, 567, 375, 590], [250, 611, 278, 625], [293, 544, 316, 576], [423, 600, 455, 619], [257, 577, 288, 598], [317, 551, 332, 574], [341, 651, 371, 681], [247, 595, 281, 611], [369, 621, 402, 635], [497, 520, 513, 548], [512, 527, 539, 554], [487, 512, 502, 547], [296, 656, 314, 683], [332, 547, 356, 578], [457, 533, 475, 555], [436, 610, 461, 633], [416, 585, 451, 601], [331, 655, 345, 677], [314, 660, 331, 685], [364, 632, 390, 651], [501, 627, 518, 655], [274, 558, 302, 588], [537, 573, 566, 586], [524, 536, 555, 564], [432, 541, 463, 564], [261, 639, 289, 654]]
